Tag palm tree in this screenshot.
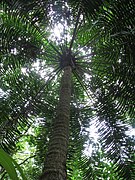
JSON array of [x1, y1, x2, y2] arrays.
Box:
[[0, 0, 135, 179]]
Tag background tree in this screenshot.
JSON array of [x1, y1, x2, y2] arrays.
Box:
[[0, 0, 135, 179]]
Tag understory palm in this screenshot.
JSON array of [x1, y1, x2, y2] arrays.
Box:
[[0, 0, 135, 179]]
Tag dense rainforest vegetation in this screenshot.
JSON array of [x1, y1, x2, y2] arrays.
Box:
[[0, 0, 135, 179]]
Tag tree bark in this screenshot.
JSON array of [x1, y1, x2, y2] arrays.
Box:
[[40, 66, 72, 180]]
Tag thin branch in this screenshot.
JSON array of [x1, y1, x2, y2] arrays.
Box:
[[47, 40, 62, 57], [75, 53, 95, 60], [19, 155, 36, 165], [69, 7, 82, 51], [73, 69, 92, 100]]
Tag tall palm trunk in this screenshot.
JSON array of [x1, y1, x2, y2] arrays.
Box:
[[40, 66, 72, 180]]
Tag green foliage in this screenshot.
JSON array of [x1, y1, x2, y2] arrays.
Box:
[[0, 0, 135, 179], [0, 148, 27, 180]]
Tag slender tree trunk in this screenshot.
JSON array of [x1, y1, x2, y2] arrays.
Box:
[[40, 66, 72, 180]]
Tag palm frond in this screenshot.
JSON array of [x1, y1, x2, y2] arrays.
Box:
[[0, 65, 62, 153], [69, 0, 104, 19]]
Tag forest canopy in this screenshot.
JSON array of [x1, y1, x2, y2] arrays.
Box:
[[0, 0, 135, 179]]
